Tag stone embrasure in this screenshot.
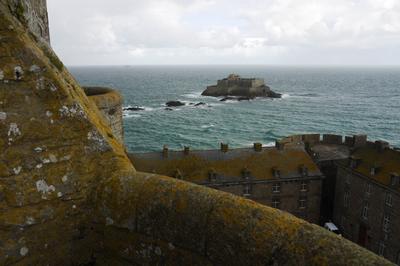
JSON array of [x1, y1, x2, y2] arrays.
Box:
[[0, 1, 394, 265], [84, 87, 124, 143]]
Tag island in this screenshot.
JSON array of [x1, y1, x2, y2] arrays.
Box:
[[202, 74, 282, 98]]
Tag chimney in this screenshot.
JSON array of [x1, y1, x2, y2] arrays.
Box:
[[162, 145, 168, 158], [275, 140, 285, 150], [253, 142, 262, 152], [183, 146, 190, 155], [220, 143, 228, 153], [353, 135, 367, 148], [344, 136, 354, 146]]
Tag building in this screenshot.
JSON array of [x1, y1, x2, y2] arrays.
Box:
[[332, 140, 400, 264], [131, 134, 400, 264], [130, 143, 324, 224]]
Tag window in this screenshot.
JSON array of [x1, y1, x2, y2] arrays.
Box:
[[272, 183, 281, 193], [385, 193, 393, 207], [272, 198, 280, 209], [300, 181, 308, 192], [299, 197, 307, 209], [378, 242, 385, 256], [361, 202, 369, 220], [243, 184, 251, 196], [344, 191, 350, 208], [396, 251, 400, 265], [345, 174, 351, 185], [365, 182, 372, 196], [383, 214, 390, 232], [208, 171, 217, 182], [341, 216, 347, 231]]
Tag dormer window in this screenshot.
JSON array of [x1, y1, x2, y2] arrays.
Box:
[[299, 165, 308, 177], [208, 170, 217, 182], [272, 167, 281, 178], [390, 173, 399, 187], [349, 156, 361, 169], [242, 168, 251, 180], [370, 164, 381, 176]]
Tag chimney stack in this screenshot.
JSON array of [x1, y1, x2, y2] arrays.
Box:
[[253, 143, 262, 152], [221, 143, 228, 153]]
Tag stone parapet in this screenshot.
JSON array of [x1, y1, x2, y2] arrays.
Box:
[[83, 87, 124, 143]]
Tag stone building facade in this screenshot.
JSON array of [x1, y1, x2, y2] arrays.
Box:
[[130, 143, 324, 224], [332, 142, 400, 264]]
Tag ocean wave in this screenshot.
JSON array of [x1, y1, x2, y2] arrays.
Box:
[[123, 113, 141, 118], [281, 93, 290, 99], [291, 93, 320, 97], [201, 124, 215, 129], [182, 92, 204, 99]]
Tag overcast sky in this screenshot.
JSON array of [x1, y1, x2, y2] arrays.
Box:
[[47, 0, 400, 66]]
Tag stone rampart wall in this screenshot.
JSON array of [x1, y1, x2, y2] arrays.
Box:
[[83, 87, 124, 143]]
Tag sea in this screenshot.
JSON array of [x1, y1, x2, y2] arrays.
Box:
[[69, 66, 400, 153]]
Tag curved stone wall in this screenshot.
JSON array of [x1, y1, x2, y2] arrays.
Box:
[[83, 87, 124, 143]]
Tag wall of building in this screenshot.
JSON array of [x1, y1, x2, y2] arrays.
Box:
[[206, 178, 322, 224], [334, 165, 400, 263]]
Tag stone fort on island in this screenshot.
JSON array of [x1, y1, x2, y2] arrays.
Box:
[[0, 0, 397, 265]]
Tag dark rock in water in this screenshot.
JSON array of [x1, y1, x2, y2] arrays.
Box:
[[166, 101, 185, 107], [267, 91, 282, 98], [165, 107, 173, 111], [123, 106, 145, 111], [194, 102, 206, 106], [220, 97, 236, 102], [238, 97, 252, 101], [202, 74, 282, 99]]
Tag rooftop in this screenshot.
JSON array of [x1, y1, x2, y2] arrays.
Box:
[[129, 146, 322, 183]]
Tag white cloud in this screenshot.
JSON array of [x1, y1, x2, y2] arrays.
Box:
[[47, 0, 400, 65]]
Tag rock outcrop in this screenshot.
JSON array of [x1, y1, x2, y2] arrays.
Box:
[[202, 74, 282, 98], [166, 100, 185, 107]]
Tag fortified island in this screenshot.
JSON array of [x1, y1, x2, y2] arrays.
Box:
[[0, 1, 397, 265], [202, 74, 282, 99]]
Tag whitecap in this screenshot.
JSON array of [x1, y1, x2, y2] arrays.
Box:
[[123, 113, 141, 118], [201, 124, 215, 129], [281, 93, 290, 99]]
